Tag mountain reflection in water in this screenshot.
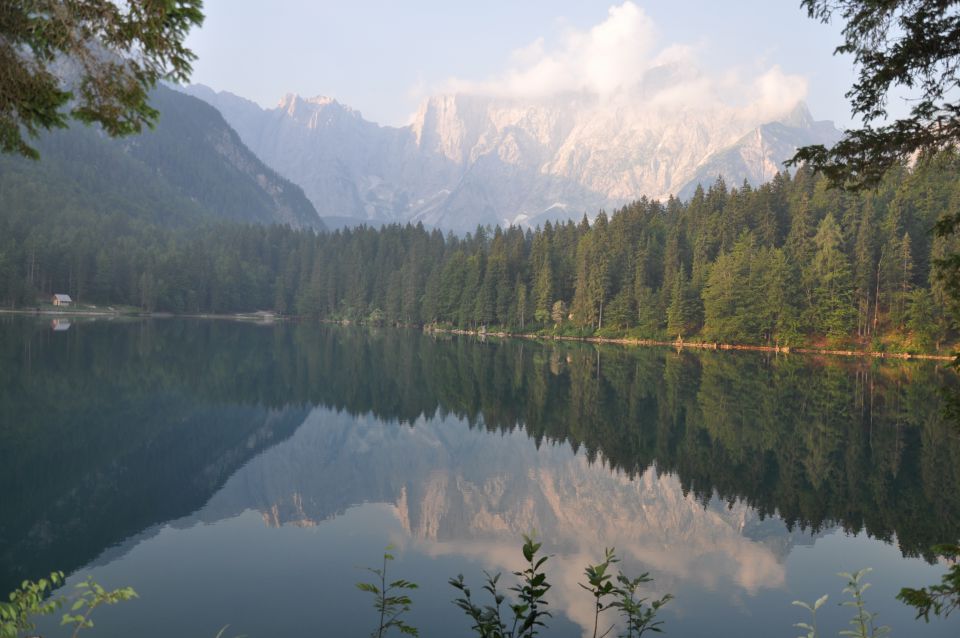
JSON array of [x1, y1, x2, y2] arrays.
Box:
[[1, 318, 957, 637], [196, 407, 801, 630]]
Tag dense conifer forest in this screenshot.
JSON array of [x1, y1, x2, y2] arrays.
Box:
[[2, 154, 959, 350]]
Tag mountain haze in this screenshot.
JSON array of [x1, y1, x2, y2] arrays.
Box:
[[0, 85, 325, 230], [185, 81, 841, 232]]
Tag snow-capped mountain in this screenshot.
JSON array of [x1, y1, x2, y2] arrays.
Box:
[[183, 84, 841, 232]]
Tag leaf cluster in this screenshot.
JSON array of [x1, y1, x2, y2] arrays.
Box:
[[579, 547, 620, 638], [0, 571, 64, 638], [449, 535, 552, 638], [450, 541, 670, 638], [896, 543, 960, 621], [60, 575, 138, 638], [794, 568, 890, 638], [838, 568, 890, 638], [610, 571, 672, 638], [1, 0, 204, 158], [793, 594, 829, 638], [356, 548, 419, 637], [0, 571, 136, 638], [789, 1, 960, 189]]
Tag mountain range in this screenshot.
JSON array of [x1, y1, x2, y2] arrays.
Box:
[[184, 83, 842, 232], [1, 77, 842, 235]]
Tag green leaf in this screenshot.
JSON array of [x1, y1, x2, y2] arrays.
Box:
[[522, 543, 534, 563]]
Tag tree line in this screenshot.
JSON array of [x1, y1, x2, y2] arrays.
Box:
[[2, 153, 959, 349]]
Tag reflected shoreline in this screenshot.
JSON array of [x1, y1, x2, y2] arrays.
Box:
[[2, 318, 958, 595], [427, 323, 956, 361]]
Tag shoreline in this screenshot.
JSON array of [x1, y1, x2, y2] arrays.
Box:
[[0, 308, 279, 322], [427, 326, 957, 362], [3, 308, 953, 361]]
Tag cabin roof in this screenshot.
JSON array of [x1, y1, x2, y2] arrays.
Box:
[[53, 293, 73, 302]]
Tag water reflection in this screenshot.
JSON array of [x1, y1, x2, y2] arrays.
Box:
[[50, 319, 71, 331], [197, 407, 797, 631], [1, 318, 958, 636]]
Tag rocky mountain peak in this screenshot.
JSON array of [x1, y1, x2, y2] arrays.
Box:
[[185, 83, 841, 232], [777, 101, 816, 128], [276, 93, 361, 126]]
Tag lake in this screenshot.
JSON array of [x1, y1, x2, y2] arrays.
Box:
[[1, 317, 958, 637]]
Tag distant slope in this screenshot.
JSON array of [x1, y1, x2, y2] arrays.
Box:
[[0, 85, 325, 230], [677, 105, 843, 200], [182, 85, 440, 230]]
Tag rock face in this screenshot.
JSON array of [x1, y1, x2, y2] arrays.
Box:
[[184, 85, 840, 233]]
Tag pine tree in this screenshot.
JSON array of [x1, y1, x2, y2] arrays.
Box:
[[633, 243, 661, 336], [589, 240, 611, 330], [809, 213, 856, 339], [906, 288, 939, 350], [514, 276, 528, 330], [533, 255, 553, 324], [703, 234, 752, 340], [786, 195, 817, 321], [571, 232, 596, 328], [460, 254, 483, 327], [531, 231, 553, 324], [852, 215, 877, 337], [666, 266, 693, 338], [896, 231, 915, 327]]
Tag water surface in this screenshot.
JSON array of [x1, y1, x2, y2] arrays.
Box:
[[1, 318, 958, 637]]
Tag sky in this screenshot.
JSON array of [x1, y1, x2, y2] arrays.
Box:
[[184, 1, 865, 128]]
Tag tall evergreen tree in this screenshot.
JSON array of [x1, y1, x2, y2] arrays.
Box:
[[809, 213, 856, 338], [667, 266, 694, 338]]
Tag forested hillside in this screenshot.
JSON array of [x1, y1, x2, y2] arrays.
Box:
[[1, 154, 957, 350], [0, 85, 323, 232]]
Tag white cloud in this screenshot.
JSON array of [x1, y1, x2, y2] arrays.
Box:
[[751, 65, 809, 118], [446, 1, 656, 98], [436, 2, 808, 122]]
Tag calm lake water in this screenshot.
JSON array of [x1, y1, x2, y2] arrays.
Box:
[[1, 317, 959, 637]]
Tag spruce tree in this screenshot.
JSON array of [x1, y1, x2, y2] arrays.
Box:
[[809, 214, 856, 339], [666, 266, 693, 338]]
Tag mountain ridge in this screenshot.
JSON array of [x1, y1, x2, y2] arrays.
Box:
[[184, 84, 841, 232], [0, 85, 326, 231]]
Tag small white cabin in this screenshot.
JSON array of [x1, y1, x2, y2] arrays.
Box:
[[52, 293, 73, 307]]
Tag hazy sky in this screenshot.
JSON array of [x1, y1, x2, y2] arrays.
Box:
[[185, 1, 865, 128]]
